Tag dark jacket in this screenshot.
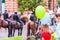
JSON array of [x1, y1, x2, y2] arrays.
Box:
[[30, 11, 35, 21], [30, 13, 35, 21], [3, 12, 8, 20], [13, 13, 19, 22]]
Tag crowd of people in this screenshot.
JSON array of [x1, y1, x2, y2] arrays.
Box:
[[0, 8, 60, 40]]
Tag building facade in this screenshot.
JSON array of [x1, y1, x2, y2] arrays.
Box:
[[5, 0, 18, 12], [44, 0, 58, 12], [5, 0, 58, 12]]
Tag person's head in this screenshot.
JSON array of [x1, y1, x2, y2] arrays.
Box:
[[39, 27, 42, 32], [42, 24, 49, 32], [55, 14, 60, 23], [14, 12, 17, 14], [32, 11, 35, 15], [5, 10, 7, 12], [21, 12, 23, 15]]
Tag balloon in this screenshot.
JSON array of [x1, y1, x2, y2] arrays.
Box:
[[35, 5, 46, 19], [40, 13, 51, 25]]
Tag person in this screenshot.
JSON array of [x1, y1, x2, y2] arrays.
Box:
[[13, 12, 19, 22], [50, 14, 56, 26], [3, 10, 9, 30], [35, 27, 42, 40], [20, 12, 28, 25], [55, 14, 60, 40], [30, 11, 35, 22], [3, 10, 8, 20], [42, 24, 51, 40], [48, 9, 55, 26]]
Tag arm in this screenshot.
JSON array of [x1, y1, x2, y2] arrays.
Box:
[[42, 37, 44, 40], [35, 27, 40, 34]]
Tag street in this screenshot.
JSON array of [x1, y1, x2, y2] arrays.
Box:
[[0, 25, 27, 40]]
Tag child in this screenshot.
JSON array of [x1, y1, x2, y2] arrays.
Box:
[[42, 24, 51, 40]]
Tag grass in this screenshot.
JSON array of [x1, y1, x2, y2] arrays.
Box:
[[0, 36, 23, 40]]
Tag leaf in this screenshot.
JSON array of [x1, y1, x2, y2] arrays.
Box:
[[18, 0, 46, 11]]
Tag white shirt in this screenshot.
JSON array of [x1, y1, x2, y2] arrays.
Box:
[[57, 8, 60, 14], [48, 10, 54, 15]]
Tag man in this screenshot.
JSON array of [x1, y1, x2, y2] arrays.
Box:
[[3, 10, 8, 20], [3, 10, 9, 30], [13, 12, 23, 35], [13, 12, 19, 22]]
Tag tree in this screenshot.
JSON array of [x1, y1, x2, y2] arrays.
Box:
[[18, 0, 46, 11], [58, 0, 60, 4]]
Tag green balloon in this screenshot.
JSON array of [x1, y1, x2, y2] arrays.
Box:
[[35, 5, 46, 19]]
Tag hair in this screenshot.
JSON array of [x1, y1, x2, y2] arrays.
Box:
[[5, 10, 7, 11], [42, 24, 49, 32], [39, 27, 41, 30], [39, 27, 43, 32], [55, 14, 60, 17]]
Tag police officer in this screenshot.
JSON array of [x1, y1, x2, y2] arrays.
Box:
[[13, 12, 19, 22], [3, 10, 8, 20]]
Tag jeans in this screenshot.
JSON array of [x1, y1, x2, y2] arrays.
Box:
[[51, 18, 55, 26]]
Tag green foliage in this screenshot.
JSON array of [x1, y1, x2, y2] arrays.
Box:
[[0, 36, 23, 40], [18, 0, 46, 11], [58, 0, 60, 4]]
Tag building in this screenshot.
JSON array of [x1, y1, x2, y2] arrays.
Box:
[[44, 0, 58, 12], [5, 0, 18, 12], [5, 0, 59, 12]]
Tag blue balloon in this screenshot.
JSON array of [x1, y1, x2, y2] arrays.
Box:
[[40, 13, 51, 25]]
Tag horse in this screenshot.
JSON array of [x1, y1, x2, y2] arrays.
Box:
[[10, 20, 23, 36], [8, 15, 23, 36], [0, 14, 23, 37], [0, 18, 12, 37], [27, 15, 38, 36]]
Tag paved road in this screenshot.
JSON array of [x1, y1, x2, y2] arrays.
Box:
[[0, 25, 27, 40]]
